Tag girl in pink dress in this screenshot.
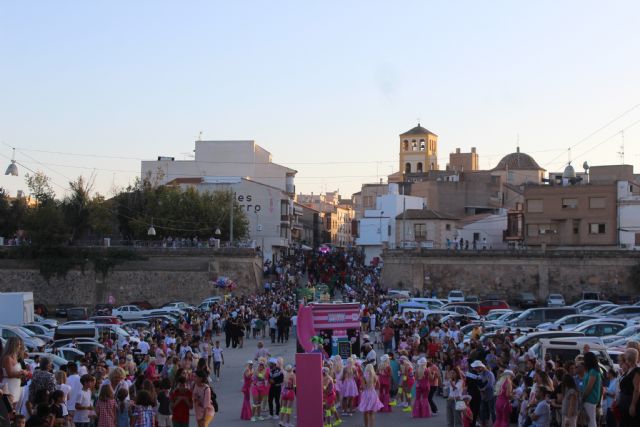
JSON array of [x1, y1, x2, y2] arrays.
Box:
[[377, 355, 392, 413], [340, 358, 359, 415], [358, 364, 383, 427], [279, 365, 296, 427], [331, 355, 344, 408], [411, 357, 432, 418], [493, 370, 513, 427], [398, 356, 415, 412], [250, 358, 270, 421], [240, 360, 253, 420]]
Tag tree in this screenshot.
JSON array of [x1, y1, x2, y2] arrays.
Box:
[[23, 198, 69, 245], [62, 176, 93, 242], [0, 188, 10, 237], [25, 171, 55, 205]]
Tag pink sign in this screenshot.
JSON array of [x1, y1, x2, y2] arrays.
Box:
[[295, 352, 323, 427]]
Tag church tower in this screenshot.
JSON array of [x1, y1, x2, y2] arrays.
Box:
[[399, 123, 438, 174]]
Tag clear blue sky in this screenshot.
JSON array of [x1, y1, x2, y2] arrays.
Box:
[[1, 1, 639, 198]]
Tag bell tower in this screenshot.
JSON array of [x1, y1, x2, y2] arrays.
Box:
[[399, 123, 438, 174]]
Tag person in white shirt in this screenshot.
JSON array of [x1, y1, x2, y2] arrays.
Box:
[[211, 340, 225, 381], [66, 364, 82, 418], [73, 375, 95, 427], [138, 339, 150, 355]]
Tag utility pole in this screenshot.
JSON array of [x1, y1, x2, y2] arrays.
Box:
[[229, 192, 234, 246]]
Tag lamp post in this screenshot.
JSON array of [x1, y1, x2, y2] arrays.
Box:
[[4, 147, 18, 176], [147, 217, 156, 237]]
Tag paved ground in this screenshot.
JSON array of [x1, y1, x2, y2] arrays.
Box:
[[207, 335, 450, 427]]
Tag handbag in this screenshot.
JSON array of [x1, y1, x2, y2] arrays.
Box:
[[455, 400, 466, 411]]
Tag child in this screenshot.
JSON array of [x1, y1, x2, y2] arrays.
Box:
[[461, 395, 474, 427], [13, 414, 26, 427], [73, 374, 95, 427], [95, 384, 116, 427], [211, 342, 224, 382], [115, 388, 130, 427], [156, 379, 172, 427], [130, 390, 155, 427], [169, 376, 192, 427], [49, 390, 68, 427]]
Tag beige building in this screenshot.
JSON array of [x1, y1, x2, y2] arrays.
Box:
[[297, 191, 354, 246], [395, 209, 458, 249], [352, 183, 389, 219], [448, 147, 479, 172], [398, 124, 439, 174], [141, 140, 296, 194], [524, 183, 618, 247]]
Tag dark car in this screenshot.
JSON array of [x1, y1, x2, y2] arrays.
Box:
[[518, 292, 537, 308], [93, 304, 113, 316], [66, 307, 89, 321], [130, 300, 153, 310], [55, 304, 74, 318]]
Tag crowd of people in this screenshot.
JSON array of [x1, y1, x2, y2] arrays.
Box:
[[1, 248, 640, 427]]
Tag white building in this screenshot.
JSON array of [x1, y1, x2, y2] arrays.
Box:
[[456, 211, 508, 250], [355, 184, 425, 263], [142, 140, 296, 193], [618, 180, 640, 250], [168, 176, 294, 262], [142, 140, 297, 261]]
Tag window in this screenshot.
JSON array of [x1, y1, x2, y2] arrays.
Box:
[[405, 163, 411, 173], [445, 224, 451, 231], [573, 220, 580, 235], [527, 199, 543, 213], [589, 197, 606, 209], [527, 224, 539, 236], [589, 223, 606, 234], [417, 162, 423, 173], [562, 198, 578, 209], [414, 223, 426, 239], [412, 140, 417, 151], [403, 140, 409, 151], [420, 139, 425, 151]]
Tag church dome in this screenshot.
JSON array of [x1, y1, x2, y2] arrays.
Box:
[[492, 148, 544, 171]]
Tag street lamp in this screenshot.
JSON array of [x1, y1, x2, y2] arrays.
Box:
[[147, 217, 156, 236], [4, 148, 18, 176], [214, 227, 221, 236]]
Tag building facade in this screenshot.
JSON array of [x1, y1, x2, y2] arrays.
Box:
[[448, 147, 479, 172], [394, 209, 458, 249]]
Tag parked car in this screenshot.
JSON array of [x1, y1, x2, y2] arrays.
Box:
[[129, 301, 154, 310], [23, 323, 54, 337], [27, 352, 70, 371], [517, 292, 537, 308], [464, 295, 480, 303], [606, 306, 640, 319], [93, 304, 113, 316], [447, 290, 465, 303], [512, 330, 585, 349], [112, 305, 150, 320], [546, 294, 565, 307], [575, 301, 613, 313], [477, 300, 510, 316], [88, 316, 122, 325], [33, 314, 58, 329], [0, 324, 46, 350], [162, 302, 196, 312], [507, 307, 579, 328], [582, 292, 602, 301], [601, 325, 640, 345], [55, 304, 74, 318], [573, 322, 626, 337], [66, 307, 89, 321], [484, 309, 513, 322], [537, 314, 599, 331]]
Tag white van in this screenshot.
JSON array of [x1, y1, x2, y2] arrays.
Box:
[[409, 298, 445, 309]]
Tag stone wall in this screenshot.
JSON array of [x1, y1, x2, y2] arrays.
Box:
[[0, 249, 262, 307], [381, 249, 640, 303]]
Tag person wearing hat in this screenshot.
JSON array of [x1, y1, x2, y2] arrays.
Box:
[[471, 360, 496, 427], [494, 370, 514, 427], [240, 361, 253, 420], [250, 358, 270, 421]]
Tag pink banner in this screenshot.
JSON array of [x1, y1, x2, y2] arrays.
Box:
[[296, 353, 323, 427], [296, 303, 315, 353]]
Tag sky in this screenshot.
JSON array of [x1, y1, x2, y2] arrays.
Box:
[[1, 1, 639, 199]]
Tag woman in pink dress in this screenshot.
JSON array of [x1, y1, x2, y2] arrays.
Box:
[[377, 355, 392, 413], [358, 364, 383, 427], [240, 360, 253, 420], [493, 369, 513, 427], [411, 357, 432, 418], [279, 365, 296, 427], [340, 358, 359, 415], [250, 358, 270, 421], [331, 355, 344, 408]]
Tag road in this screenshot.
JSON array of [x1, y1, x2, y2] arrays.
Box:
[[207, 334, 450, 427]]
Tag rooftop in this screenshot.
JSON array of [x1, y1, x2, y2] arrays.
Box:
[[400, 124, 437, 137], [395, 209, 458, 220], [492, 148, 545, 171]]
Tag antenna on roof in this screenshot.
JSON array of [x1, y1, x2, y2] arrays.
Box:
[[516, 133, 520, 153], [417, 117, 420, 127], [197, 131, 203, 141], [567, 147, 572, 164], [618, 130, 625, 164]]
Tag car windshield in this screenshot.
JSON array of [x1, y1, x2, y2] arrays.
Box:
[[617, 326, 639, 337], [19, 327, 36, 337], [549, 295, 562, 299], [450, 292, 463, 297]]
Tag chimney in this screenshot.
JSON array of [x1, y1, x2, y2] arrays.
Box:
[[456, 148, 461, 154], [471, 147, 476, 153]]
